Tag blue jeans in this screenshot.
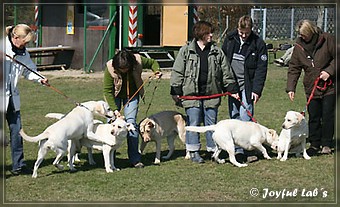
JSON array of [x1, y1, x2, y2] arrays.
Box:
[[115, 96, 141, 165], [228, 90, 254, 154], [185, 103, 217, 152], [6, 97, 26, 171]]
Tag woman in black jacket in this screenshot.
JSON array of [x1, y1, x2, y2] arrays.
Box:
[[222, 15, 268, 163]]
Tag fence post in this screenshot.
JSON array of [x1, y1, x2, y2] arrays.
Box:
[[262, 8, 267, 39], [324, 7, 328, 32], [290, 8, 295, 40]]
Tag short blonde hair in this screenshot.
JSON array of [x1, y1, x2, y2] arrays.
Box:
[[296, 19, 321, 37], [6, 24, 35, 43]]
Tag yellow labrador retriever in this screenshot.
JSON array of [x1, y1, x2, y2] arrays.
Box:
[[20, 100, 114, 178], [186, 119, 279, 167], [46, 113, 134, 172], [277, 111, 311, 161], [139, 111, 189, 164], [79, 116, 135, 172]]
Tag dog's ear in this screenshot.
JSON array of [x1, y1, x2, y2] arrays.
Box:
[[268, 129, 278, 138], [94, 102, 105, 115], [296, 112, 304, 124], [147, 121, 155, 128]]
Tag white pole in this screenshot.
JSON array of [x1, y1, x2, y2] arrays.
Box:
[[262, 8, 266, 39], [290, 8, 295, 40], [119, 6, 122, 51]]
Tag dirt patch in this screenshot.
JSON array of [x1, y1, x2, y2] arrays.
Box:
[[40, 69, 171, 79]]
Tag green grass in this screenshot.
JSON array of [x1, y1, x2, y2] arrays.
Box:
[[3, 64, 336, 204]]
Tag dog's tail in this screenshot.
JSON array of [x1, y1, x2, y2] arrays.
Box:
[[185, 125, 216, 133], [45, 113, 65, 120], [20, 129, 48, 143]]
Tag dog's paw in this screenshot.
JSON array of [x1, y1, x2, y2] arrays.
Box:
[[303, 155, 311, 160], [184, 154, 191, 160], [236, 163, 248, 167], [280, 157, 287, 161], [32, 172, 38, 178], [106, 168, 114, 173], [264, 156, 272, 160], [215, 158, 226, 164], [154, 159, 161, 165]]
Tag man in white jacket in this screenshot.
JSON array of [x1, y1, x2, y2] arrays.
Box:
[[5, 24, 48, 175]]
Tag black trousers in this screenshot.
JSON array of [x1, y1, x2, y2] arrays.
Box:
[[307, 94, 335, 148]]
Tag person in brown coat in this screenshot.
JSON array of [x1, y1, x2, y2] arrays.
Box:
[[286, 19, 335, 156]]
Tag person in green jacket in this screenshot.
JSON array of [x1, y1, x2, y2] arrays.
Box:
[[103, 49, 162, 168], [170, 21, 239, 163]]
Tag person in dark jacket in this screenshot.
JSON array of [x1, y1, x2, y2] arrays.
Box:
[[222, 15, 268, 163], [287, 19, 335, 156], [170, 21, 239, 163]]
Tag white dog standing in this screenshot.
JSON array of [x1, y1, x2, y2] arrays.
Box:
[[277, 111, 311, 161], [186, 119, 279, 167], [46, 113, 134, 172], [79, 117, 135, 172], [20, 100, 114, 178], [139, 111, 189, 164]]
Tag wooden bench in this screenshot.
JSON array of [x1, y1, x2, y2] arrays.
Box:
[[27, 46, 75, 70]]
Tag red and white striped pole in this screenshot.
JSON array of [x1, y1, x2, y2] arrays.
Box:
[[128, 4, 138, 47], [34, 4, 39, 47]]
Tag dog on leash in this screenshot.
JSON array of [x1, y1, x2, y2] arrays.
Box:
[[185, 119, 279, 167], [20, 100, 114, 178], [139, 111, 189, 164], [46, 113, 134, 172], [276, 111, 311, 161]]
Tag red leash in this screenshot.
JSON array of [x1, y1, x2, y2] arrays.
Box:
[[179, 92, 257, 123], [301, 77, 332, 116]]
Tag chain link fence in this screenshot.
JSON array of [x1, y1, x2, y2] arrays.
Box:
[[251, 6, 335, 40]]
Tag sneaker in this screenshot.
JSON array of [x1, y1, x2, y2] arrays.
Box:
[[247, 155, 259, 163], [190, 151, 204, 163], [274, 58, 284, 64], [307, 146, 319, 156], [133, 162, 144, 168], [321, 146, 332, 154], [235, 153, 247, 163], [10, 166, 33, 176]]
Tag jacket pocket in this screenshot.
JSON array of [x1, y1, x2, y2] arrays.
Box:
[[245, 52, 257, 69]]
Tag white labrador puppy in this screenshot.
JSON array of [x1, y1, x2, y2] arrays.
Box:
[[79, 117, 135, 172], [186, 119, 279, 167], [139, 111, 189, 164], [46, 113, 134, 172], [277, 111, 311, 161], [20, 100, 114, 178]]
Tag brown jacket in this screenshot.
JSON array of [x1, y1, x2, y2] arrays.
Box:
[[106, 54, 144, 98], [287, 32, 335, 98]]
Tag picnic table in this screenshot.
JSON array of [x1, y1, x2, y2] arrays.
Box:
[[27, 46, 75, 70]]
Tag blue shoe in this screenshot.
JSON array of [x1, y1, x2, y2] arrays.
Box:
[[190, 152, 204, 163]]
